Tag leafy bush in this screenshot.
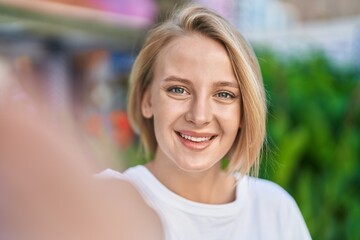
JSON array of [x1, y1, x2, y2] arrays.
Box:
[[257, 49, 360, 239]]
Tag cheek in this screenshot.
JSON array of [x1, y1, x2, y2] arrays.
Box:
[[215, 105, 241, 130], [152, 93, 188, 117], [151, 98, 184, 135]]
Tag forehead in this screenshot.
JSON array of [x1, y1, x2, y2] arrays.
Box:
[[153, 33, 236, 83], [157, 34, 228, 64]]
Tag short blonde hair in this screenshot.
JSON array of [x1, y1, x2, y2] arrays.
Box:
[[128, 4, 266, 176]]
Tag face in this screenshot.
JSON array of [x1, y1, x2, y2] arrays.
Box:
[[141, 34, 241, 173]]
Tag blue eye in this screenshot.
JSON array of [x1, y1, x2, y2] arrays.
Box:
[[168, 87, 186, 94], [217, 92, 234, 99]]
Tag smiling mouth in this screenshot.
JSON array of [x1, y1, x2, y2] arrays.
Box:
[[175, 131, 217, 143]]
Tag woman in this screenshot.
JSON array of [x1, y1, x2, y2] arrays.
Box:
[[101, 4, 311, 240]]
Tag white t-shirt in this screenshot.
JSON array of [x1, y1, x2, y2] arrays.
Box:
[[99, 166, 311, 240]]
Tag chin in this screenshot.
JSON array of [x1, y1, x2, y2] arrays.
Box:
[[175, 160, 217, 173]]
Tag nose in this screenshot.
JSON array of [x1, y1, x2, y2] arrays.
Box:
[[185, 95, 213, 126]]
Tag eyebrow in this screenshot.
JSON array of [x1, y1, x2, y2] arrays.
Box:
[[162, 76, 192, 85], [162, 76, 239, 89], [213, 81, 239, 89]]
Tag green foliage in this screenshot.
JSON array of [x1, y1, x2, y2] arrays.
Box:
[[257, 49, 360, 239]]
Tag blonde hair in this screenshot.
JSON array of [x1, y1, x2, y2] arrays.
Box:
[[128, 4, 266, 176]]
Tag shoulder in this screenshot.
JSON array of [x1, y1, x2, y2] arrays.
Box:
[[244, 177, 296, 206], [241, 177, 303, 222], [94, 166, 147, 190], [94, 168, 126, 180], [240, 177, 311, 239]]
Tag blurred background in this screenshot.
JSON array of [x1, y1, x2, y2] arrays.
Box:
[[0, 0, 359, 239]]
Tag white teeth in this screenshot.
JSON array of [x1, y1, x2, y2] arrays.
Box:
[[180, 133, 211, 142]]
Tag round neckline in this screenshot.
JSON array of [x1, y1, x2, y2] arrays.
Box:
[[127, 165, 249, 217]]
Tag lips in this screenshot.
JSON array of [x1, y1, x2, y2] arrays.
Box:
[[175, 131, 217, 146], [179, 133, 212, 142]]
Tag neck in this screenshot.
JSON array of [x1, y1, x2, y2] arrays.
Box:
[[146, 161, 236, 204]]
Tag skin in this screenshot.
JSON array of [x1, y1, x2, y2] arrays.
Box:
[[0, 94, 163, 240], [142, 33, 241, 204]]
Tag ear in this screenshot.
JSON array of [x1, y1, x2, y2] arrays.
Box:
[[141, 88, 153, 118]]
